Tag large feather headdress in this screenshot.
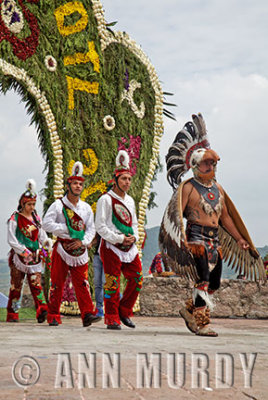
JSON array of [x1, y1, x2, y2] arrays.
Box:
[[166, 113, 210, 190], [160, 114, 266, 283]]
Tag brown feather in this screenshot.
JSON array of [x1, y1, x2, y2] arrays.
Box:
[[244, 253, 250, 280]]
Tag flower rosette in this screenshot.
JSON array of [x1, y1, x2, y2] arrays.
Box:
[[45, 55, 57, 72], [0, 0, 40, 60], [103, 115, 115, 131], [0, 0, 164, 251]]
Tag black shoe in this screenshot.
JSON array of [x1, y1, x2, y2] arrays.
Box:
[[107, 323, 121, 330], [83, 313, 102, 327], [37, 309, 47, 324], [119, 315, 135, 328], [49, 318, 59, 326]]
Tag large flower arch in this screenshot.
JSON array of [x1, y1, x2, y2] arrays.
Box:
[[0, 0, 164, 252]]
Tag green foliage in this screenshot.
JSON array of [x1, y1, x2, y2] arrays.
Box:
[[0, 307, 36, 322]]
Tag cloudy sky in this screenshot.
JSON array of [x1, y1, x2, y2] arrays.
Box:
[[1, 0, 268, 257]]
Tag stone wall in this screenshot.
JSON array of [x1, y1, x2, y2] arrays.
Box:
[[139, 277, 268, 318]]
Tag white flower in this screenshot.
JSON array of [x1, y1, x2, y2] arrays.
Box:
[[120, 80, 145, 119], [45, 55, 57, 72], [103, 115, 115, 131]]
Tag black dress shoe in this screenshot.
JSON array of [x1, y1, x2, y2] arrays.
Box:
[[49, 318, 59, 326], [119, 316, 135, 328], [83, 313, 102, 327], [37, 309, 47, 324], [107, 323, 121, 330]]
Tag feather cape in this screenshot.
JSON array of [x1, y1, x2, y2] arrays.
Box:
[[159, 179, 266, 283]]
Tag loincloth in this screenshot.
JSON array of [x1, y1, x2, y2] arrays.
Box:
[[186, 223, 222, 270]]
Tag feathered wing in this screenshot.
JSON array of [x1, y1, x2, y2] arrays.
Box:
[[159, 185, 199, 280], [219, 191, 266, 283], [159, 181, 266, 283]]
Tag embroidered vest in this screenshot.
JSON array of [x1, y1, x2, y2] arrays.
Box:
[[14, 212, 40, 265], [108, 194, 134, 252], [61, 199, 86, 256]]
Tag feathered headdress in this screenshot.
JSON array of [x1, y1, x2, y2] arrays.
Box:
[[67, 161, 85, 182], [19, 179, 37, 208], [114, 150, 131, 177], [106, 150, 131, 191], [166, 113, 210, 190]]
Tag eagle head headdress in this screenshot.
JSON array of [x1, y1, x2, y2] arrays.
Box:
[[166, 113, 219, 189]]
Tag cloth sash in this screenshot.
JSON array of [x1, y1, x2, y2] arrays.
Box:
[[108, 194, 134, 252], [61, 199, 85, 256], [61, 199, 85, 240], [15, 212, 41, 265], [57, 238, 86, 257]]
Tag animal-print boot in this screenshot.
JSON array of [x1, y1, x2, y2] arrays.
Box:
[[179, 298, 198, 333]]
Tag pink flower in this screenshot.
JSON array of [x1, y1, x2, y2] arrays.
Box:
[[118, 134, 141, 175]]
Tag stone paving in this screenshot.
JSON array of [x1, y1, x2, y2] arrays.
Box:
[[0, 316, 267, 399]]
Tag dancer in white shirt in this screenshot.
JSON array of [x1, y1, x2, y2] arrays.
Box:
[[43, 162, 99, 327], [95, 150, 143, 330], [7, 179, 50, 323]]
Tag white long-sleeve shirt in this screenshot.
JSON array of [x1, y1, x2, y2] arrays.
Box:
[[43, 195, 95, 266], [7, 213, 49, 273], [95, 190, 139, 262]]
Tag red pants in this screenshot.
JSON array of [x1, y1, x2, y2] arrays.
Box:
[[100, 242, 143, 325], [7, 261, 47, 322], [47, 246, 96, 324]]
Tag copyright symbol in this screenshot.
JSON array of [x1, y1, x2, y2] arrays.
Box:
[[12, 356, 40, 388]]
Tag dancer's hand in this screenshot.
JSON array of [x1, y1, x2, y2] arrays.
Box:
[[65, 239, 83, 250], [123, 234, 136, 246], [237, 238, 249, 250], [24, 252, 34, 264]]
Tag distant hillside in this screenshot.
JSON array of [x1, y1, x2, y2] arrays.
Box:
[[256, 245, 268, 259], [142, 226, 160, 274], [142, 226, 268, 278]]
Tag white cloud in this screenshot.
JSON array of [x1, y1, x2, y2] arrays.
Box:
[[0, 92, 45, 257]]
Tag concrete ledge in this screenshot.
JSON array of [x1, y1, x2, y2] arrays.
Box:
[[139, 277, 268, 318]]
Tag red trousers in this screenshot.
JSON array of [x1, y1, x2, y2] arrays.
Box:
[[7, 262, 47, 322], [47, 246, 95, 324], [100, 242, 143, 325]]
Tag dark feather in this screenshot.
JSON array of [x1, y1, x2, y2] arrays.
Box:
[[219, 226, 266, 283], [159, 191, 198, 281]]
